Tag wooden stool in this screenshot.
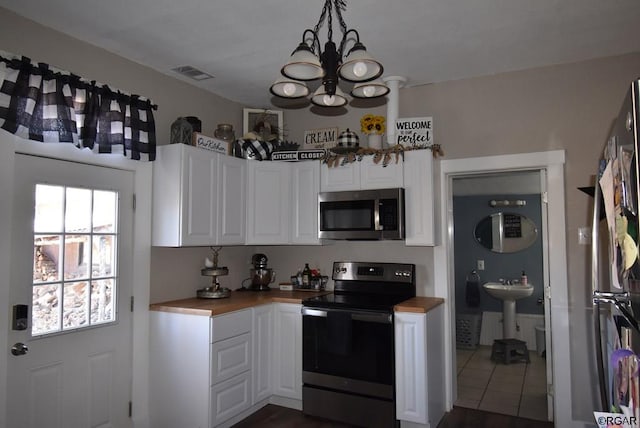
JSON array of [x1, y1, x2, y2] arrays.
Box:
[[491, 338, 530, 364]]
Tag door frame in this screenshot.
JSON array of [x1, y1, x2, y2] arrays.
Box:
[[434, 150, 574, 427], [0, 134, 152, 428]]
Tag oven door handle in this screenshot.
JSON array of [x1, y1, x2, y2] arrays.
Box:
[[302, 307, 392, 324]]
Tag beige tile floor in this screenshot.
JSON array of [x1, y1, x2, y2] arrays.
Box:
[[455, 345, 549, 421]]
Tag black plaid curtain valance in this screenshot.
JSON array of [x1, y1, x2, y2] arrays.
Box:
[[0, 53, 156, 161]]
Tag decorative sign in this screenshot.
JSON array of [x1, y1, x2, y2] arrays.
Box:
[[193, 133, 228, 154], [272, 150, 326, 162], [304, 127, 338, 149], [503, 214, 523, 238], [394, 117, 433, 148]]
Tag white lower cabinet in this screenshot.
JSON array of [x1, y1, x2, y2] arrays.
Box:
[[272, 303, 302, 400], [252, 304, 273, 404], [150, 303, 304, 428], [394, 305, 445, 427], [149, 308, 253, 428]]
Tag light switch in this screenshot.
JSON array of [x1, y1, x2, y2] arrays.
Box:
[[477, 260, 485, 270]]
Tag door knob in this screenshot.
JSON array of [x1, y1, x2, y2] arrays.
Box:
[[11, 342, 28, 356]]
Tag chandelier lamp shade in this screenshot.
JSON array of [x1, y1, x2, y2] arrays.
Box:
[[269, 0, 389, 107]]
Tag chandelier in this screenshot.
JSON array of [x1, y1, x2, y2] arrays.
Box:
[[270, 0, 389, 108]]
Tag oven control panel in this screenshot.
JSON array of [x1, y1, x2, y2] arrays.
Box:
[[332, 261, 415, 284]]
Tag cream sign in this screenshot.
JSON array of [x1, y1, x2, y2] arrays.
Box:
[[304, 127, 338, 149], [394, 117, 433, 148]]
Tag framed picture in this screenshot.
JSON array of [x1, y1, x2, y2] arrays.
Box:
[[243, 108, 283, 141]]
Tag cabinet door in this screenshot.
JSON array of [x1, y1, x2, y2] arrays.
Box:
[[152, 144, 218, 246], [320, 162, 360, 191], [210, 371, 252, 426], [246, 162, 291, 244], [218, 155, 246, 245], [394, 312, 427, 424], [272, 303, 302, 400], [252, 305, 273, 404], [403, 150, 436, 246], [359, 155, 404, 190], [211, 333, 251, 385], [180, 147, 218, 245], [291, 162, 320, 244]]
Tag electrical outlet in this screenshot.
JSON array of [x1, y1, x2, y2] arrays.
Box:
[[477, 260, 485, 270]]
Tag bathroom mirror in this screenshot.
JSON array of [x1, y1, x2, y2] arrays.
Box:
[[474, 212, 538, 253]]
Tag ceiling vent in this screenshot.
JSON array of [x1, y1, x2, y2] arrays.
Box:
[[171, 65, 214, 81]]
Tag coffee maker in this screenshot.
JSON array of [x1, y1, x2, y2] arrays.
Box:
[[244, 253, 276, 291]]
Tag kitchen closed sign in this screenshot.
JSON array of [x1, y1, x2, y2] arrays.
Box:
[[394, 117, 433, 148]]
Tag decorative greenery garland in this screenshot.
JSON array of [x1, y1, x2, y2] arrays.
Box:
[[322, 144, 444, 168]]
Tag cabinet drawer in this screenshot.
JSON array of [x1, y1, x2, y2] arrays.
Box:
[[211, 309, 252, 343], [210, 371, 252, 426], [211, 332, 251, 385]]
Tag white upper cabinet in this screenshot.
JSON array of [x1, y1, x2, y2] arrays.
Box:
[[217, 155, 246, 245], [152, 144, 245, 246], [403, 150, 437, 246], [246, 161, 291, 244], [246, 161, 320, 245], [291, 162, 320, 244], [320, 155, 403, 192]]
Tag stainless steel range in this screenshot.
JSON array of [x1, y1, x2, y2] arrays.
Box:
[[302, 261, 416, 428]]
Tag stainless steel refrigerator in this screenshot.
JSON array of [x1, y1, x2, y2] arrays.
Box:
[[592, 79, 640, 418]]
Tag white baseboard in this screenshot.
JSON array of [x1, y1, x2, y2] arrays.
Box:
[[479, 311, 545, 351]]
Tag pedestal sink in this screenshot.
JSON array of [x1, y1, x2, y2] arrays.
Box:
[[483, 282, 533, 338]]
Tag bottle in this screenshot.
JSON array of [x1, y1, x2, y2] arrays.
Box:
[[521, 270, 528, 285], [302, 263, 311, 288]]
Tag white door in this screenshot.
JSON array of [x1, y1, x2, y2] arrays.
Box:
[[6, 154, 134, 428], [539, 169, 554, 420]]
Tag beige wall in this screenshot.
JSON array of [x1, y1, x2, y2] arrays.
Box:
[[282, 52, 640, 420], [4, 4, 640, 423], [0, 8, 244, 141]]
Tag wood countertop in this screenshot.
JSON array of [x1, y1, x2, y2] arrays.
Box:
[[394, 297, 444, 314], [149, 289, 330, 316], [150, 292, 444, 317]]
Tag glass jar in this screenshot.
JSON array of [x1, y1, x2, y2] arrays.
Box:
[[214, 124, 236, 143]]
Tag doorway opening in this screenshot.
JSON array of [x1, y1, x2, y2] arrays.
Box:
[[434, 150, 572, 426], [451, 170, 549, 420]]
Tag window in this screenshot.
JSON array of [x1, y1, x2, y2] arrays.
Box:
[[32, 184, 119, 336]]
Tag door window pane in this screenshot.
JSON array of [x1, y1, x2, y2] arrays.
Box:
[[65, 188, 92, 233], [34, 185, 64, 233], [32, 284, 61, 335], [31, 184, 119, 336], [93, 190, 117, 233], [63, 281, 89, 329]]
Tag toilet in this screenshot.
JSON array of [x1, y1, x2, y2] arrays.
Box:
[[535, 325, 546, 357]]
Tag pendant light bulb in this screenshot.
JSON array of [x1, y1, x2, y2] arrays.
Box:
[[353, 61, 368, 78], [282, 82, 297, 96], [323, 94, 336, 106], [362, 85, 375, 97]]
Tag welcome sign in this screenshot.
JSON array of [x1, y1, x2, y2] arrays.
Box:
[[394, 117, 433, 148]]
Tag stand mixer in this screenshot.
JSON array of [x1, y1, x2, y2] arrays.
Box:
[[197, 247, 231, 299], [240, 253, 276, 291]]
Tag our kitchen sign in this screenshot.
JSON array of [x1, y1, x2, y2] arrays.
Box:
[[394, 117, 433, 148]]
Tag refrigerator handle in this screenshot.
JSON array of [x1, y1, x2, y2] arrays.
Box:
[[591, 181, 609, 411]]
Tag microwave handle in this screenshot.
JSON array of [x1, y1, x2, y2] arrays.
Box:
[[374, 199, 383, 231]]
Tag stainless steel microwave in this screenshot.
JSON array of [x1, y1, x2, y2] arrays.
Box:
[[318, 188, 405, 240]]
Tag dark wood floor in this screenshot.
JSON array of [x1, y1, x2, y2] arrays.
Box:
[[231, 404, 555, 428]]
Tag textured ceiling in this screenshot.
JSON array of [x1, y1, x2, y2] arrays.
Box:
[[1, 0, 640, 108]]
